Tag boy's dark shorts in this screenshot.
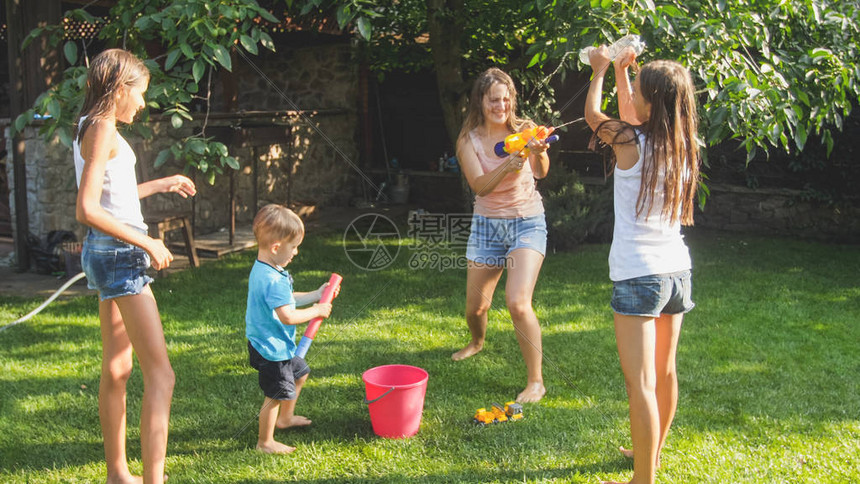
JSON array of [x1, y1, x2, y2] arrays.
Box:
[[248, 341, 310, 401]]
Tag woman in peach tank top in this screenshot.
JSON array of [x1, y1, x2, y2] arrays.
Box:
[[452, 68, 550, 403]]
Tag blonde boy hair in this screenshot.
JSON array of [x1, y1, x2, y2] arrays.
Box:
[[253, 204, 304, 246]]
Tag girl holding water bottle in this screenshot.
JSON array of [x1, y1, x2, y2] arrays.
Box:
[[585, 44, 701, 484]]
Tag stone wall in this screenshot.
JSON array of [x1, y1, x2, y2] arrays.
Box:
[[5, 42, 360, 246], [697, 183, 860, 242]]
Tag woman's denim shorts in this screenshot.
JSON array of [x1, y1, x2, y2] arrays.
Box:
[[82, 228, 153, 301], [611, 270, 695, 318], [466, 213, 547, 267]]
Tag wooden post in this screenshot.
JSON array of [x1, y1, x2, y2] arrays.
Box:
[[5, 0, 62, 271]]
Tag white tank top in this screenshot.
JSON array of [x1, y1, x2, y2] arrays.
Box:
[[74, 119, 147, 232], [608, 132, 691, 281]]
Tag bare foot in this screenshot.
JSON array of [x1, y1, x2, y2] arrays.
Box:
[[106, 474, 167, 484], [452, 342, 483, 361], [256, 440, 296, 454], [515, 382, 546, 403], [106, 475, 142, 484], [276, 415, 312, 429], [617, 446, 660, 468]]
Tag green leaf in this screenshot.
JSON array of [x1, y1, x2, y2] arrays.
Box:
[[239, 34, 258, 54], [213, 142, 228, 157], [212, 44, 232, 71], [192, 59, 206, 83], [155, 149, 171, 168], [745, 145, 757, 164], [357, 17, 371, 41], [336, 5, 351, 28], [259, 32, 275, 51], [171, 114, 184, 129], [165, 49, 181, 71], [63, 41, 78, 65], [180, 42, 195, 60], [13, 110, 33, 133], [600, 0, 612, 8], [224, 156, 240, 170], [188, 139, 206, 154], [21, 27, 45, 50], [661, 5, 682, 17], [527, 51, 544, 68], [256, 7, 279, 23], [47, 99, 62, 119], [58, 127, 73, 148], [823, 129, 833, 157]]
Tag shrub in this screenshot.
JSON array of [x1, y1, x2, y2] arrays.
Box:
[[539, 163, 613, 251]]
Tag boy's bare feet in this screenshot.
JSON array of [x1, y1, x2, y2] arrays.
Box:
[[452, 342, 483, 361], [515, 382, 546, 403], [256, 440, 296, 454], [276, 415, 312, 429]]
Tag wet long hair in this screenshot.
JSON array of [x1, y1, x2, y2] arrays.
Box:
[[457, 68, 532, 144], [76, 49, 150, 143], [597, 60, 700, 226]]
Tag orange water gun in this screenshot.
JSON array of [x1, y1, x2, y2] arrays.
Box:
[[494, 126, 559, 158]]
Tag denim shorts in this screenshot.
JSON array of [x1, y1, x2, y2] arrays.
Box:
[[611, 270, 695, 318], [81, 228, 153, 301], [248, 341, 311, 401], [466, 214, 547, 267]]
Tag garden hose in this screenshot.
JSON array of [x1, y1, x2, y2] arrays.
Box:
[[0, 271, 87, 333]]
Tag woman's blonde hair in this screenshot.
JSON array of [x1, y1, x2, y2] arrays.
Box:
[[457, 68, 532, 143], [253, 204, 304, 246], [76, 49, 150, 142]]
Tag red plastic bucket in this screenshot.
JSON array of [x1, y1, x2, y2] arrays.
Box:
[[362, 364, 428, 438]]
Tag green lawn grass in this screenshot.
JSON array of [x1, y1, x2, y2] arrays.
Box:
[[1, 228, 858, 483]]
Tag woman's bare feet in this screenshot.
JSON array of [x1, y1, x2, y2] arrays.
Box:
[[515, 382, 546, 403], [617, 446, 660, 468], [452, 342, 483, 361], [276, 415, 312, 430], [256, 440, 296, 454]]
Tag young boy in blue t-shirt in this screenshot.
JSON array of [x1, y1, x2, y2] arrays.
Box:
[[246, 204, 337, 454]]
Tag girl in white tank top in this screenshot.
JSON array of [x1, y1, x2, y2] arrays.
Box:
[[75, 48, 196, 484], [585, 46, 701, 484]]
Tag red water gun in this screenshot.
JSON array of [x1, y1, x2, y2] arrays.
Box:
[[295, 273, 343, 358]]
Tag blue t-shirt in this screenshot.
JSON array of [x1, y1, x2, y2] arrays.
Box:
[[245, 260, 297, 361]]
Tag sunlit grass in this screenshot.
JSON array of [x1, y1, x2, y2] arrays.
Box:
[[0, 228, 858, 483]]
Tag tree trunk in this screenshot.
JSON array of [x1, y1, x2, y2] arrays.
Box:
[[5, 0, 62, 271], [426, 0, 468, 149]]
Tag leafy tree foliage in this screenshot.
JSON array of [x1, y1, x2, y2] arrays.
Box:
[[18, 0, 859, 183], [294, 0, 859, 166], [15, 0, 283, 183]]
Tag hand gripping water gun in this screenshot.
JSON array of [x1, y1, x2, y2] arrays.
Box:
[[494, 126, 559, 158], [295, 273, 343, 358]]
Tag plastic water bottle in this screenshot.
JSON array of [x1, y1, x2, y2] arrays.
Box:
[[579, 34, 646, 64]]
